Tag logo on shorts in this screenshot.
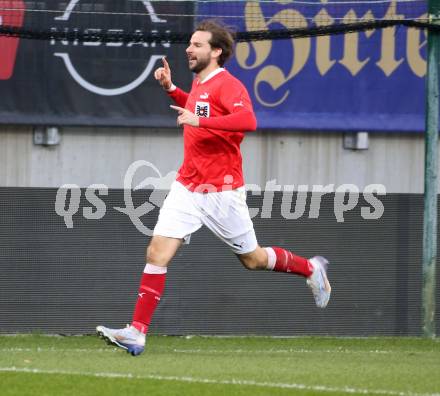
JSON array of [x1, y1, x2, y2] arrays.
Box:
[[195, 101, 210, 117], [0, 0, 26, 80]]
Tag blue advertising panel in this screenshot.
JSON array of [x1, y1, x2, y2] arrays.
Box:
[[199, 1, 428, 132]]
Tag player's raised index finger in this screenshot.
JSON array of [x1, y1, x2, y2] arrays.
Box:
[[170, 105, 185, 113], [162, 57, 170, 71]]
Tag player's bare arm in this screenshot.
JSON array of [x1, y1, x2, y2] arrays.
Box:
[[170, 105, 200, 127], [154, 57, 173, 90]]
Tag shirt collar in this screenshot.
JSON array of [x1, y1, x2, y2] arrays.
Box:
[[198, 68, 225, 84]]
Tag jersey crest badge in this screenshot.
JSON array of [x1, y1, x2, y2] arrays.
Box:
[[195, 101, 210, 118]]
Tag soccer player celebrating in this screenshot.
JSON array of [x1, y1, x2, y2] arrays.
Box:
[[97, 20, 331, 356]]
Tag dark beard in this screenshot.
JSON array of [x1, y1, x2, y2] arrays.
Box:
[[189, 57, 210, 74]]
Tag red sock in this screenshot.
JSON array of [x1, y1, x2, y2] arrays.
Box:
[[131, 264, 166, 334], [265, 246, 313, 277]]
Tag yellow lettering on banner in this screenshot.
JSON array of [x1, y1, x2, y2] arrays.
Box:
[[235, 2, 272, 70], [362, 11, 376, 39], [254, 66, 290, 107], [339, 9, 370, 76], [314, 9, 336, 76], [237, 2, 311, 106], [235, 1, 427, 108], [376, 1, 404, 76], [255, 9, 310, 106], [407, 14, 427, 77]]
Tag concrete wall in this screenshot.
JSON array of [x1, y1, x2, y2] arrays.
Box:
[[0, 125, 425, 193]]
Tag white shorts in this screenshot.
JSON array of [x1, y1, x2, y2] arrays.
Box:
[[153, 181, 258, 254]]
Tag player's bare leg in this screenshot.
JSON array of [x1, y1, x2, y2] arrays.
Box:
[[238, 246, 331, 308], [237, 246, 268, 270], [97, 236, 182, 356], [146, 235, 183, 266]]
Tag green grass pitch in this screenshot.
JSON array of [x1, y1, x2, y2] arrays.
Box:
[[0, 335, 439, 396]]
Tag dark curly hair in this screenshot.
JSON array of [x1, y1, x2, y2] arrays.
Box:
[[194, 20, 235, 67]]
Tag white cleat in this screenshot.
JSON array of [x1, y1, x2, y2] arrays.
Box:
[[96, 325, 145, 356], [307, 256, 331, 308]]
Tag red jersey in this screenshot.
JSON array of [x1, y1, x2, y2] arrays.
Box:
[[168, 68, 257, 192]]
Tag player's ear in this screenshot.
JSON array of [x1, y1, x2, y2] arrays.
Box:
[[212, 47, 222, 61]]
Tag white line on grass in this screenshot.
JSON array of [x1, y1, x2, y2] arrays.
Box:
[[171, 348, 392, 354], [0, 347, 392, 354], [0, 367, 438, 396], [0, 347, 118, 353]]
